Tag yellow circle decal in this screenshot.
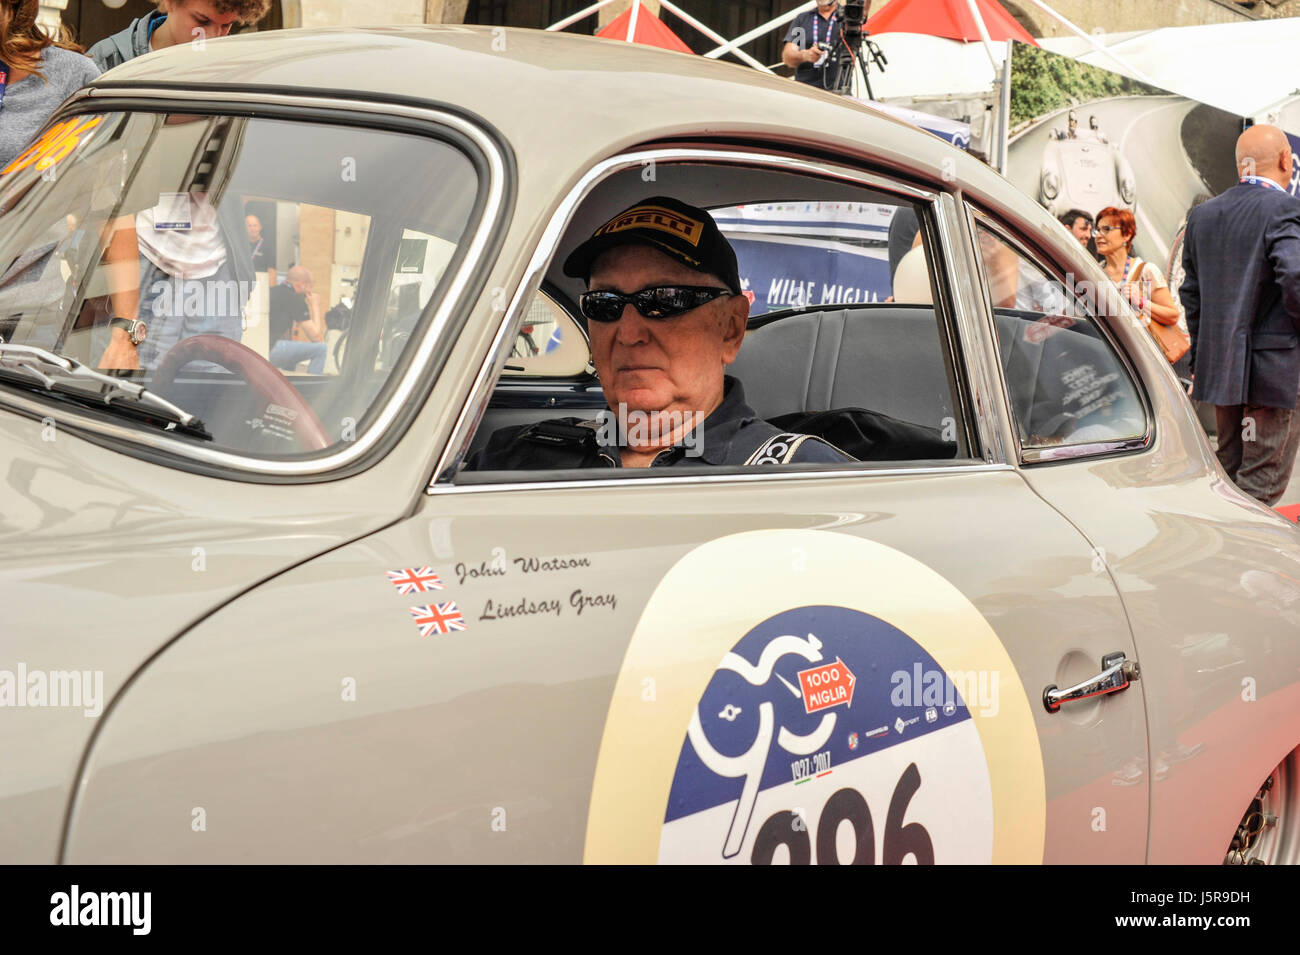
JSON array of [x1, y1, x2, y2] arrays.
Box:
[[584, 529, 1045, 864]]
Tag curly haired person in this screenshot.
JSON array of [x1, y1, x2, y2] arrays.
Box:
[[89, 0, 270, 72]]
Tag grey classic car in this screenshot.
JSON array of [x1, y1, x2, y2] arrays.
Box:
[[0, 26, 1297, 865]]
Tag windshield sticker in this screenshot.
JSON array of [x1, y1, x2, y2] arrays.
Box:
[[248, 403, 299, 443], [584, 529, 1045, 864], [1, 116, 104, 177], [151, 192, 193, 231]]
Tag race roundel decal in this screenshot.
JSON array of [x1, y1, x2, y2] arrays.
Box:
[[584, 530, 1045, 864], [662, 606, 990, 864]]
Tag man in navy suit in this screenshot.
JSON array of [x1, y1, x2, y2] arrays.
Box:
[[1181, 124, 1300, 506]]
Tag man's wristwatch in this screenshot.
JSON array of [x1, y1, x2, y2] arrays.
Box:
[[109, 317, 147, 346]]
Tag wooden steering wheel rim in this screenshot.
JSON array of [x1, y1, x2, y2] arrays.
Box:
[[151, 334, 331, 452]]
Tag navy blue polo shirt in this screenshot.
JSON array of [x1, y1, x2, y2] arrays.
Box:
[[468, 377, 853, 470], [783, 7, 841, 88]]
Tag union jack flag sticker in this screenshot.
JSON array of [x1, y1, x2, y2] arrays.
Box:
[[386, 566, 445, 594], [410, 602, 467, 637]]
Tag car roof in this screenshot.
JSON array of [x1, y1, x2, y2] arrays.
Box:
[[93, 28, 954, 173], [88, 26, 1081, 268]]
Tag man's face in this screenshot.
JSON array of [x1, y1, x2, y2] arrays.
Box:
[[587, 245, 747, 419], [245, 215, 261, 242], [817, 0, 838, 13], [162, 0, 241, 44], [289, 274, 311, 295], [1069, 216, 1092, 245]]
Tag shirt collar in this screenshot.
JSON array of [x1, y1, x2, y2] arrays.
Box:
[[1240, 175, 1287, 192], [695, 376, 758, 465], [596, 376, 758, 467]]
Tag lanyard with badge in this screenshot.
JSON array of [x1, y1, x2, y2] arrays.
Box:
[[811, 12, 837, 66], [0, 59, 9, 118], [1240, 175, 1286, 192]]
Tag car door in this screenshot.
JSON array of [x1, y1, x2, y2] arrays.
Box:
[[65, 149, 1149, 864], [965, 203, 1300, 863]]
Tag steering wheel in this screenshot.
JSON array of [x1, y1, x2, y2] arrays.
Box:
[[152, 334, 331, 452]]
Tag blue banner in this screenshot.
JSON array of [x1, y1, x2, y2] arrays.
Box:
[[730, 235, 891, 313], [1288, 132, 1300, 197]]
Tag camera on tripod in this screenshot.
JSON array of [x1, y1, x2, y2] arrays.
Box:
[[841, 0, 867, 40], [825, 0, 887, 98]]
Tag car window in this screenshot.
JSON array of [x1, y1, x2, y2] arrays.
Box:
[[237, 198, 369, 377], [712, 200, 933, 312], [454, 164, 973, 478], [376, 227, 459, 372], [971, 218, 1148, 455], [502, 292, 591, 378], [0, 111, 479, 463]]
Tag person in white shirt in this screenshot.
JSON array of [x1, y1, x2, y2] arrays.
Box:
[[134, 188, 249, 370]]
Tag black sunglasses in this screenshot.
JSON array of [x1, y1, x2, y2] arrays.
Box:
[[579, 285, 733, 323]]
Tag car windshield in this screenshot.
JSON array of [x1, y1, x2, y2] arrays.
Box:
[[0, 110, 479, 462]]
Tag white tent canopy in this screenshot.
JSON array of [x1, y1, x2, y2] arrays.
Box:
[[857, 32, 1006, 99], [1038, 19, 1300, 127], [859, 18, 1300, 132]]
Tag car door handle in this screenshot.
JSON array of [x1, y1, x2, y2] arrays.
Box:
[[1043, 651, 1140, 713]]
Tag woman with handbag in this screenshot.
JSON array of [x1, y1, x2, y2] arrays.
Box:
[[1094, 205, 1190, 364]]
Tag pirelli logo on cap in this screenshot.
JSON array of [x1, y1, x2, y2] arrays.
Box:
[[595, 205, 704, 246]]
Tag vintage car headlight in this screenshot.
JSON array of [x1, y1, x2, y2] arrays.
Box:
[[1041, 168, 1060, 200], [1117, 156, 1136, 204], [1119, 174, 1136, 205]]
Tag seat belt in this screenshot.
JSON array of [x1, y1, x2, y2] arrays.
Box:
[[743, 432, 815, 465]]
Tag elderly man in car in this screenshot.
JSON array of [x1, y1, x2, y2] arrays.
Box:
[[469, 197, 851, 469]]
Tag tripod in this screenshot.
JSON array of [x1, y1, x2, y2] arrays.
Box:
[[825, 32, 887, 100]]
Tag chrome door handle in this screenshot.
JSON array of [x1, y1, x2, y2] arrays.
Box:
[[1043, 651, 1140, 713]]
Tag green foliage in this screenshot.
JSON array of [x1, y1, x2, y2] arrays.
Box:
[[1008, 41, 1162, 127]]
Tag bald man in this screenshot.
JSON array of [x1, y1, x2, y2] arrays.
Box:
[[1180, 124, 1300, 505], [268, 265, 328, 374]]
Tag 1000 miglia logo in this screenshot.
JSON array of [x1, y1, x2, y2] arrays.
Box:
[[659, 606, 994, 864]]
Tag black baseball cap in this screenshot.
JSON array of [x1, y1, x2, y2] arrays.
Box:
[[562, 196, 742, 294]]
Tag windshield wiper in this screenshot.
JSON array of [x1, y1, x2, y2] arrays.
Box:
[[0, 342, 211, 439]]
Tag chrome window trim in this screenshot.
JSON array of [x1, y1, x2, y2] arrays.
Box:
[[963, 205, 1155, 466], [429, 146, 1002, 492], [0, 88, 507, 478], [436, 462, 1016, 495], [931, 193, 1009, 465]]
